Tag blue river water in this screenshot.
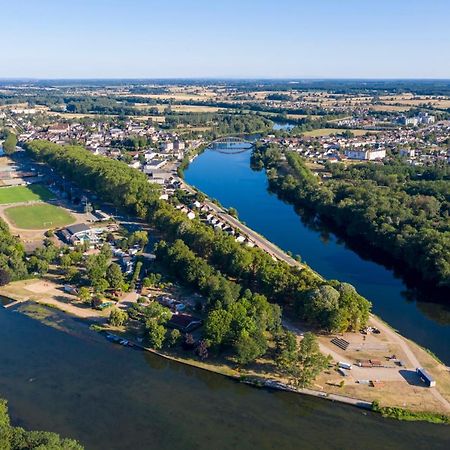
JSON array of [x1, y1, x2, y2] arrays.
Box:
[[185, 148, 450, 364]]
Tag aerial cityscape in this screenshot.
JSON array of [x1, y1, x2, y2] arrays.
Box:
[[1, 1, 450, 449]]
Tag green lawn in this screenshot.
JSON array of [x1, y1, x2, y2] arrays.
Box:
[[302, 128, 381, 137], [0, 184, 54, 205], [4, 204, 75, 229]]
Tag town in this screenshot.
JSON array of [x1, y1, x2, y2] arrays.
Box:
[[1, 78, 450, 450]]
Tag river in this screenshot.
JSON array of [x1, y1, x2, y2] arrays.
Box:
[[185, 147, 450, 365], [2, 306, 450, 449]]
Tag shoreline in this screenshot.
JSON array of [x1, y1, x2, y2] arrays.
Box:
[[2, 296, 449, 424]]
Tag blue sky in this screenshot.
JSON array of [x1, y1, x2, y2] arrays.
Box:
[[2, 0, 450, 78]]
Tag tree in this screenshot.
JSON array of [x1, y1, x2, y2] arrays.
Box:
[[276, 331, 298, 372], [234, 331, 267, 365], [167, 328, 181, 347], [128, 230, 148, 249], [92, 278, 109, 293], [294, 333, 330, 388], [78, 286, 91, 303], [196, 340, 209, 360], [147, 319, 166, 349], [85, 254, 109, 286], [0, 399, 11, 450], [109, 308, 128, 327], [300, 285, 340, 331], [0, 269, 11, 286], [106, 263, 124, 290], [2, 132, 17, 155], [27, 256, 49, 276], [1, 398, 83, 450], [204, 308, 232, 346]]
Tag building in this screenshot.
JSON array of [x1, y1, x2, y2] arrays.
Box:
[[160, 141, 174, 152], [60, 223, 104, 245], [416, 367, 436, 387], [167, 314, 203, 333], [418, 112, 435, 125], [399, 148, 416, 158], [143, 160, 167, 173], [344, 148, 386, 160], [401, 117, 419, 127], [47, 123, 70, 134]]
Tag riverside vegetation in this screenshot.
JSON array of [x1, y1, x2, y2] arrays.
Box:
[[0, 399, 83, 450], [24, 140, 370, 382], [251, 143, 450, 289]]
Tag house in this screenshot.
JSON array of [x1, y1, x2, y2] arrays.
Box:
[[167, 314, 203, 333], [60, 223, 104, 245], [160, 141, 174, 152], [143, 160, 167, 173], [92, 210, 111, 222], [47, 123, 70, 134], [399, 148, 415, 158]]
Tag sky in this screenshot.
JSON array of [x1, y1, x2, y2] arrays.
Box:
[[2, 0, 450, 79]]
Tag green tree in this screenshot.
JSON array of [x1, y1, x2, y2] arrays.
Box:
[[294, 332, 330, 388], [2, 132, 17, 155], [109, 308, 128, 327], [147, 319, 166, 349], [204, 308, 232, 346], [0, 399, 11, 450], [106, 263, 124, 290], [234, 331, 268, 365], [276, 330, 298, 372], [27, 256, 49, 275], [78, 286, 91, 303], [167, 328, 181, 347], [92, 278, 109, 293]]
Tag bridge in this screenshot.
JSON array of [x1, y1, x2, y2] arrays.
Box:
[[207, 136, 255, 154]]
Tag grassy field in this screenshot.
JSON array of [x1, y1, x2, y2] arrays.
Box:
[[4, 204, 75, 229], [0, 184, 54, 204], [303, 128, 380, 137]]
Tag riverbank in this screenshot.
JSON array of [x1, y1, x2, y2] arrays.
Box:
[[3, 271, 450, 423]]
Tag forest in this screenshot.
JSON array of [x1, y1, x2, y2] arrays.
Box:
[[252, 143, 450, 289]]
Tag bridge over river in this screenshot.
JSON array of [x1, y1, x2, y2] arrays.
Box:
[[207, 136, 254, 154]]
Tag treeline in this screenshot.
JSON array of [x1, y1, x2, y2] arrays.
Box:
[[63, 97, 157, 116], [25, 141, 160, 217], [151, 203, 370, 332], [0, 399, 83, 450], [0, 219, 28, 284], [25, 141, 371, 343], [164, 112, 274, 138], [253, 144, 450, 288]]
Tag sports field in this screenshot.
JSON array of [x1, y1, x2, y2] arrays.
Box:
[[4, 204, 75, 229], [0, 184, 54, 205]]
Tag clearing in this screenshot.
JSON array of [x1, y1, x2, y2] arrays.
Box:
[[4, 203, 75, 229], [303, 128, 380, 137], [0, 184, 54, 204]]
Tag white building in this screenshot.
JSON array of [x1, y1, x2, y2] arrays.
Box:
[[345, 148, 386, 160]]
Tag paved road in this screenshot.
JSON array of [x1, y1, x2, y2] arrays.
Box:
[[370, 315, 450, 411]]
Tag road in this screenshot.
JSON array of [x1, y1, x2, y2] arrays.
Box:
[[180, 180, 302, 268]]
